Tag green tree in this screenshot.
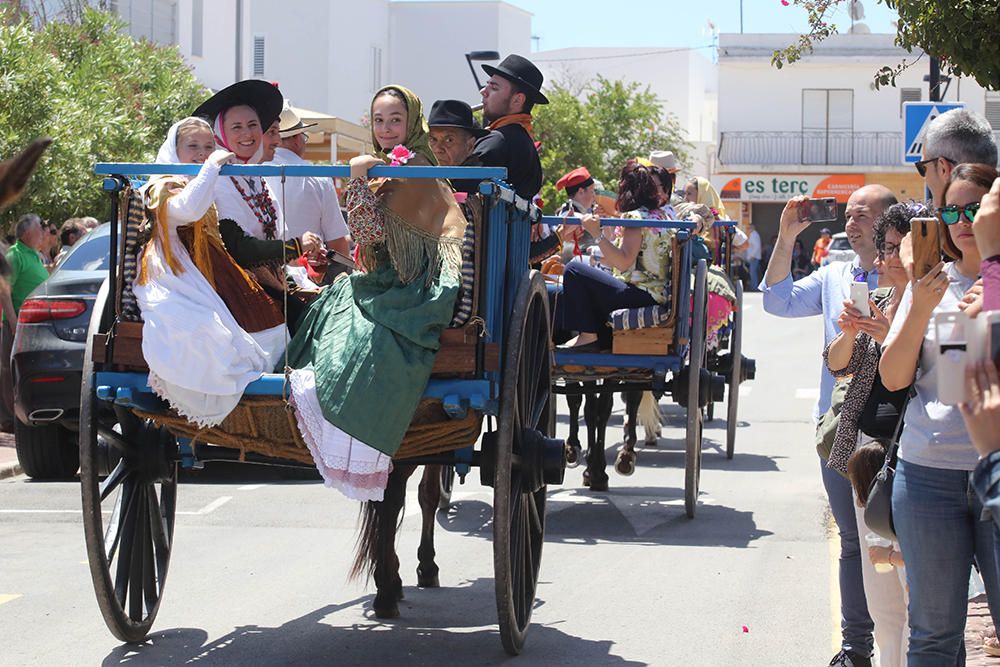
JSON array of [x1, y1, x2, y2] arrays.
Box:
[[772, 0, 1000, 91], [0, 8, 209, 230], [533, 76, 691, 214]]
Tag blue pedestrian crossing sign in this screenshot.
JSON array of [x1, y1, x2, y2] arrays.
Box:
[[902, 101, 964, 164]]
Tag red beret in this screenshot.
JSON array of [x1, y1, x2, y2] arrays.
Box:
[[555, 166, 593, 192]]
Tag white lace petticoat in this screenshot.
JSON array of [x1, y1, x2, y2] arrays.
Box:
[[288, 368, 392, 501]]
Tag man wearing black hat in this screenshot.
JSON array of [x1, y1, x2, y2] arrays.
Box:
[[457, 54, 547, 200], [428, 100, 487, 167]]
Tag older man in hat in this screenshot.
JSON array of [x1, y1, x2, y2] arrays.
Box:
[[264, 107, 349, 262], [457, 54, 547, 200], [428, 100, 487, 167]]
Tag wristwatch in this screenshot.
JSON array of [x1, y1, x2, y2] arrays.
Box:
[[595, 232, 607, 244]]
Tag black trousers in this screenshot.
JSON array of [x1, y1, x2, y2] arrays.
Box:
[[553, 262, 656, 349]]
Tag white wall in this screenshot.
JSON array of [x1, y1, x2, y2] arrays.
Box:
[[718, 33, 988, 135], [176, 0, 237, 94], [388, 1, 532, 109], [328, 0, 390, 123]]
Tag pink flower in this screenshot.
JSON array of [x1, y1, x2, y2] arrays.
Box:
[[780, 0, 789, 5], [388, 144, 415, 166]]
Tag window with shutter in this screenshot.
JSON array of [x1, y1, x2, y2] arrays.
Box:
[[253, 35, 265, 77], [986, 92, 1000, 130], [900, 88, 921, 116]]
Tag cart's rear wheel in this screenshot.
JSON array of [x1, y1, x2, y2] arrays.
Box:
[[80, 280, 178, 643], [726, 281, 744, 460], [438, 465, 455, 511], [493, 271, 552, 656], [685, 260, 708, 519]]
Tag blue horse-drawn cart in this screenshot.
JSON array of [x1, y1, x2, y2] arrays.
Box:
[[79, 163, 564, 655]]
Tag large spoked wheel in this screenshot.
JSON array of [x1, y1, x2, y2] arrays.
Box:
[[438, 465, 455, 511], [493, 271, 553, 656], [726, 281, 744, 460], [685, 260, 708, 519], [80, 280, 178, 643]]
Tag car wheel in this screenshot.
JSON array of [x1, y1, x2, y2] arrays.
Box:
[[14, 420, 79, 480]]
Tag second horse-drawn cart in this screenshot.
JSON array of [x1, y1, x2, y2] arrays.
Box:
[[79, 163, 564, 656]]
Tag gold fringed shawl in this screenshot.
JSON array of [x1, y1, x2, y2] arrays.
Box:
[[360, 158, 467, 287], [138, 176, 243, 292]]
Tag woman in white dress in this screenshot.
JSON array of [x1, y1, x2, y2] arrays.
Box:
[[133, 117, 286, 427]]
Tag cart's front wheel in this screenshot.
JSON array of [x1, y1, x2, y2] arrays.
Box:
[[726, 281, 744, 460], [79, 280, 178, 643], [685, 260, 708, 519], [493, 271, 555, 656]]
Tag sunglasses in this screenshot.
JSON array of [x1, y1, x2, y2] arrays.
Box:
[[914, 155, 956, 177], [939, 202, 980, 225]]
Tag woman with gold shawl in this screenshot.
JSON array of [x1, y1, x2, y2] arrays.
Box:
[[285, 86, 467, 501], [134, 117, 286, 427]]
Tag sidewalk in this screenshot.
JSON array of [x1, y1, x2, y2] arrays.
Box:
[[0, 431, 21, 479], [967, 594, 1000, 665]]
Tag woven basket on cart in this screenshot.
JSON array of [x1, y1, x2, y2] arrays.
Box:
[[134, 396, 482, 465]]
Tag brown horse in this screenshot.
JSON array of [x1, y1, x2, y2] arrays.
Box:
[[0, 138, 51, 212], [351, 463, 448, 618]]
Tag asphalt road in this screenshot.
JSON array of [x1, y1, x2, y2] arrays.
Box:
[[0, 292, 836, 666]]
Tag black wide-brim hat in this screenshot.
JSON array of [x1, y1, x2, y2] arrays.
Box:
[[482, 54, 548, 105], [192, 79, 284, 130], [427, 100, 489, 138]]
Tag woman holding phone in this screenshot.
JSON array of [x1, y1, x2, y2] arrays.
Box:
[[879, 163, 1000, 663]]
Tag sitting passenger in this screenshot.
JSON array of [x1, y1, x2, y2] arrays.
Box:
[[554, 159, 677, 352], [134, 118, 285, 427], [284, 86, 467, 500], [191, 80, 322, 325]]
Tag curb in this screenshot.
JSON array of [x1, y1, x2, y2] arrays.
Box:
[[0, 460, 22, 480]]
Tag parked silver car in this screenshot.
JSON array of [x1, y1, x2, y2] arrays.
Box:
[[821, 232, 856, 266]]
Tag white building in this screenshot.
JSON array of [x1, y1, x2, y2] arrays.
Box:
[[532, 47, 718, 178], [713, 31, 999, 246]]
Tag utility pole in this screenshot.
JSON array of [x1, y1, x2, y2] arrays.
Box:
[[740, 0, 744, 33], [928, 56, 941, 102], [235, 0, 243, 82]]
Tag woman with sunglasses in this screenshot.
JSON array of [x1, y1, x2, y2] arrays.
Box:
[[879, 163, 1000, 663]]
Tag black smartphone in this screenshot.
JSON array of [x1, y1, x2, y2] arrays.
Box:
[[799, 197, 838, 223]]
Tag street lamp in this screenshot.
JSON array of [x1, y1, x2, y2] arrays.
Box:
[[465, 50, 500, 92]]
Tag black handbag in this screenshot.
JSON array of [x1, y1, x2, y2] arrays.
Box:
[[863, 388, 913, 542]]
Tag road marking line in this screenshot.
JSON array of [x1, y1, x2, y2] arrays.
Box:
[[237, 484, 264, 491], [795, 387, 820, 400], [179, 496, 232, 516], [829, 514, 841, 655], [0, 594, 22, 606]]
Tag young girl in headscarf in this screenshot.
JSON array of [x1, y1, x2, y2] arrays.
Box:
[[285, 85, 467, 500], [134, 117, 286, 427]]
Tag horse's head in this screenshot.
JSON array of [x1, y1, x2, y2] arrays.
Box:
[[0, 138, 52, 213]]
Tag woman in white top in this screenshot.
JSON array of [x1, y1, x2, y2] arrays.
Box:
[[134, 118, 286, 427], [880, 163, 1000, 663]]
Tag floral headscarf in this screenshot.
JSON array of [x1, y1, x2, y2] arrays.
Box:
[[369, 85, 437, 166]]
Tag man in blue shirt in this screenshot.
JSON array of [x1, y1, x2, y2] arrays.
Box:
[[761, 184, 896, 667]]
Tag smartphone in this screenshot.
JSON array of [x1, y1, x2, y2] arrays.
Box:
[[910, 217, 942, 280], [799, 197, 838, 223], [935, 311, 968, 405], [850, 282, 870, 318]]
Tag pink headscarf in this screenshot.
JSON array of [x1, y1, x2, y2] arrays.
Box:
[[213, 109, 264, 164]]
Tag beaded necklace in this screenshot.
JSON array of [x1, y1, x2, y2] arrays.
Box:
[[230, 176, 278, 240]]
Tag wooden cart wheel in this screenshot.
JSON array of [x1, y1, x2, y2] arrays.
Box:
[[80, 279, 178, 643], [726, 281, 744, 460], [493, 271, 552, 656], [685, 260, 708, 519], [438, 465, 455, 511]]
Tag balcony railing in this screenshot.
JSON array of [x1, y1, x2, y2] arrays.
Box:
[[718, 131, 902, 166]]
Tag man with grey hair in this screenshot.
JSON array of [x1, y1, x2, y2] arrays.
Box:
[[760, 183, 898, 667], [918, 108, 998, 208], [1, 213, 48, 430]]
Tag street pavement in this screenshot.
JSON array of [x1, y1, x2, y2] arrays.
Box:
[[0, 292, 993, 665]]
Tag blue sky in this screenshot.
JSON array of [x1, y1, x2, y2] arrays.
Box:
[[401, 0, 900, 53], [519, 0, 899, 52]]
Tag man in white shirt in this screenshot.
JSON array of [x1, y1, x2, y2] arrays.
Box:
[[265, 108, 350, 261], [745, 222, 762, 290]]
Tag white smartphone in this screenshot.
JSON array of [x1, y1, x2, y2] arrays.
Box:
[[850, 282, 870, 319], [934, 311, 968, 405]]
